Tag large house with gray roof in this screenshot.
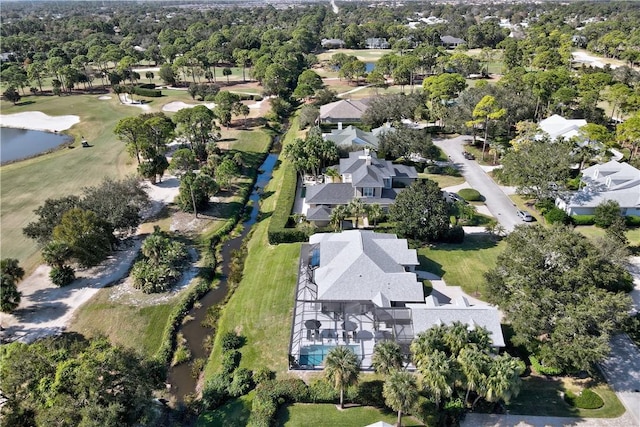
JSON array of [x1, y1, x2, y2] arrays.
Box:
[[323, 123, 394, 150], [556, 160, 640, 216], [319, 99, 370, 124], [305, 149, 417, 226], [289, 230, 504, 369]]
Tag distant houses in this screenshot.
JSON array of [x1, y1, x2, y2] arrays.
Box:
[[440, 35, 466, 48], [321, 38, 345, 49], [365, 38, 390, 49]]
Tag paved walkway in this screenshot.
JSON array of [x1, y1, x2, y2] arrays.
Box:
[[462, 412, 638, 427]]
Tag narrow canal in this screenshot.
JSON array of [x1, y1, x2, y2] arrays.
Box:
[[166, 152, 279, 403]]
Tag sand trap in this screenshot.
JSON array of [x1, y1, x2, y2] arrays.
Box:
[[162, 101, 215, 112], [98, 95, 112, 100], [120, 94, 151, 111], [0, 111, 80, 132]]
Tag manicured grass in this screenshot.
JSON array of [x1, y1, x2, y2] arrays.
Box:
[[419, 173, 465, 188], [275, 403, 424, 427], [198, 392, 254, 427], [417, 234, 505, 299], [507, 375, 625, 418], [576, 225, 640, 246], [204, 123, 301, 377], [317, 48, 387, 62], [1, 94, 137, 272], [68, 288, 176, 357]]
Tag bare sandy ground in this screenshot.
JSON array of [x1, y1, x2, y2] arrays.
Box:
[[162, 101, 216, 112], [0, 111, 80, 132], [0, 175, 182, 344]]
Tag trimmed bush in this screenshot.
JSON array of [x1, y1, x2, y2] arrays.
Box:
[[571, 215, 596, 226], [354, 380, 385, 407], [425, 164, 442, 174], [132, 86, 162, 97], [228, 367, 253, 397], [626, 215, 640, 227], [253, 367, 275, 384], [307, 378, 339, 403], [445, 225, 465, 243], [458, 188, 482, 201], [201, 373, 231, 410], [221, 331, 244, 351], [248, 378, 309, 426], [443, 165, 461, 177], [544, 207, 570, 225], [49, 265, 75, 287], [564, 389, 604, 409], [221, 350, 241, 374], [138, 83, 156, 89], [529, 356, 563, 376]]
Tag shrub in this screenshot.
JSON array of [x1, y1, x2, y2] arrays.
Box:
[[354, 380, 385, 407], [529, 356, 563, 376], [443, 165, 461, 177], [221, 331, 244, 351], [564, 389, 604, 409], [626, 215, 640, 227], [444, 225, 465, 243], [201, 373, 231, 411], [138, 83, 156, 89], [253, 367, 275, 384], [534, 198, 555, 215], [544, 207, 570, 225], [132, 86, 162, 97], [571, 215, 596, 226], [594, 200, 622, 228], [426, 164, 442, 174], [228, 368, 254, 397], [458, 188, 482, 201], [248, 379, 309, 427], [307, 378, 339, 403], [49, 265, 75, 287], [221, 350, 241, 374]]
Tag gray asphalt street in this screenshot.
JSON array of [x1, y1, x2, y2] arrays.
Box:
[[433, 135, 524, 232]]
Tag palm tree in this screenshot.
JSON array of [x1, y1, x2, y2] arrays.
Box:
[[372, 340, 404, 375], [484, 354, 523, 409], [415, 349, 454, 409], [366, 203, 384, 228], [324, 346, 360, 409], [348, 198, 366, 229], [383, 370, 419, 427], [330, 205, 349, 231], [458, 346, 489, 406]]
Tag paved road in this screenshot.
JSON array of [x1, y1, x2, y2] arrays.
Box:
[[599, 334, 640, 425], [433, 135, 523, 232], [462, 411, 638, 427]]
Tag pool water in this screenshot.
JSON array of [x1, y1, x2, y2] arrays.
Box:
[[299, 345, 360, 367]]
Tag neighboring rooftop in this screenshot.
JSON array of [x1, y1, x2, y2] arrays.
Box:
[[320, 99, 370, 123], [538, 114, 587, 141]]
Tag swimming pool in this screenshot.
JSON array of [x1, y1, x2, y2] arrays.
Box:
[[298, 344, 360, 367]]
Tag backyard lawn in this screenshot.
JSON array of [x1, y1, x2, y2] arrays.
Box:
[[275, 403, 424, 427], [418, 234, 505, 300], [198, 392, 254, 427]]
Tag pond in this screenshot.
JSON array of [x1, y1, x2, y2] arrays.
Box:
[[0, 127, 73, 164]]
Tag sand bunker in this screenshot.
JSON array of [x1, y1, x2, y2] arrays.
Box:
[[98, 95, 112, 100], [0, 111, 80, 132], [162, 101, 216, 112]]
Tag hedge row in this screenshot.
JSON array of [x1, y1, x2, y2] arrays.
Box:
[[132, 86, 162, 97], [529, 356, 563, 376], [564, 389, 604, 409], [570, 215, 640, 227], [267, 115, 309, 245]]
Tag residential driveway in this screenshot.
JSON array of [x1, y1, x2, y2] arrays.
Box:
[[600, 334, 640, 424], [433, 135, 523, 232], [462, 412, 638, 427]]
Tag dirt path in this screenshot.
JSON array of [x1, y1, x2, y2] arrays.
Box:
[[0, 177, 181, 344]]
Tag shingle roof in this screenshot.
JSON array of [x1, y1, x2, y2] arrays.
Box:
[[306, 205, 333, 221], [320, 99, 370, 122], [408, 296, 505, 347], [566, 160, 640, 209], [324, 126, 379, 149], [440, 35, 466, 45], [306, 183, 355, 205], [308, 230, 422, 302]]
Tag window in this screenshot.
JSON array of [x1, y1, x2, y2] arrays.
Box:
[[384, 178, 391, 188], [362, 187, 374, 197]]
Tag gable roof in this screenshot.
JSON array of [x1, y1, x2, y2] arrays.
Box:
[[306, 205, 333, 221], [340, 150, 417, 186], [309, 230, 422, 302], [538, 114, 587, 141], [440, 35, 466, 45], [566, 160, 640, 209], [320, 99, 370, 122], [324, 126, 379, 149]]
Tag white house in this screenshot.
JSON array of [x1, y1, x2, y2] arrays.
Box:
[[289, 230, 504, 369], [556, 160, 640, 216], [538, 114, 587, 141]]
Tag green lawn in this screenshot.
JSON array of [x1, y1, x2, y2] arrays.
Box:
[[317, 48, 387, 62], [275, 403, 424, 427], [507, 375, 625, 418], [417, 234, 505, 299], [204, 121, 301, 377], [576, 225, 640, 246], [1, 94, 137, 272], [198, 392, 255, 427], [68, 289, 176, 357], [418, 173, 465, 188]]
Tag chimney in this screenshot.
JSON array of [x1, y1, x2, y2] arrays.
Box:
[[337, 122, 342, 130], [364, 148, 371, 165]]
